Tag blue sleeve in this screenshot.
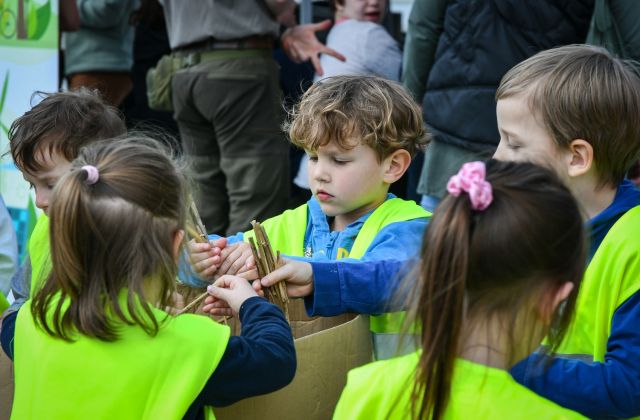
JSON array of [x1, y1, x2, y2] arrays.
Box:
[[511, 289, 640, 418], [304, 259, 416, 316], [178, 232, 246, 288], [1, 309, 18, 360], [5, 256, 31, 315], [359, 218, 427, 262], [185, 296, 295, 415]]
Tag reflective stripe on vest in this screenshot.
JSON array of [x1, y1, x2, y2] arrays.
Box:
[[334, 352, 586, 419], [245, 198, 430, 334], [557, 205, 640, 362], [13, 295, 230, 419], [27, 214, 50, 295]]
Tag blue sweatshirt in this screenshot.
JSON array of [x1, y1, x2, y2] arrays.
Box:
[[307, 181, 640, 418], [184, 194, 428, 288]]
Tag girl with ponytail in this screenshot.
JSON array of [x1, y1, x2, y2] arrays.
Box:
[[3, 137, 295, 419], [334, 159, 587, 419]]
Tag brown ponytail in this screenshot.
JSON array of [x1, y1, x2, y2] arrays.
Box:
[[407, 159, 585, 419]]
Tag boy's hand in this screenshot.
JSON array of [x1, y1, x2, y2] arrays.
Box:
[[255, 258, 314, 298], [206, 275, 259, 316], [188, 237, 226, 280], [217, 242, 256, 276], [281, 20, 346, 76]]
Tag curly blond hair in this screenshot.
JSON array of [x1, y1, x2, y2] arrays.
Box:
[[287, 76, 429, 161]]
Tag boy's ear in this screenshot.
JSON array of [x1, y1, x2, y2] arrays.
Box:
[[383, 150, 412, 184], [566, 139, 594, 178]]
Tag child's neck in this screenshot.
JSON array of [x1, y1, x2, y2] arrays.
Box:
[[458, 317, 510, 370], [570, 175, 617, 220], [330, 194, 388, 231]]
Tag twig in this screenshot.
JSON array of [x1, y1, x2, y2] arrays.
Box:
[[249, 220, 290, 321]]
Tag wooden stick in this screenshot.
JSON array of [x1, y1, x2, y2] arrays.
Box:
[[177, 291, 209, 314]]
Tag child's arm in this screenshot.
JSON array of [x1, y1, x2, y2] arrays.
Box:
[[185, 276, 295, 413], [511, 290, 640, 418], [1, 310, 18, 360]]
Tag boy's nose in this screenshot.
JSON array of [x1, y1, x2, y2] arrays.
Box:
[[35, 190, 49, 212]]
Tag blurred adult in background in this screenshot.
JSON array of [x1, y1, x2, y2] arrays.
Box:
[[65, 0, 139, 106], [587, 0, 640, 185], [403, 0, 595, 210], [161, 0, 344, 235]]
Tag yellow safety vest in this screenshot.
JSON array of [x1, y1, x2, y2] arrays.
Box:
[[13, 294, 230, 419], [334, 351, 586, 419], [27, 214, 50, 294], [244, 198, 429, 334], [557, 205, 640, 361]]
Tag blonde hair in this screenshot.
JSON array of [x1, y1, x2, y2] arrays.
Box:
[[32, 136, 188, 341], [497, 44, 640, 187], [287, 76, 429, 161]]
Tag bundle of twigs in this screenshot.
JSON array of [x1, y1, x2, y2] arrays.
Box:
[[248, 220, 290, 321]]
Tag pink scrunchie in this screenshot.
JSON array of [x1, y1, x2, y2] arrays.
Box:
[[446, 161, 493, 211], [82, 165, 100, 185]]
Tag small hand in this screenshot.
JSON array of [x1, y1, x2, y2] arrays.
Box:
[[188, 237, 226, 280], [216, 242, 256, 276], [206, 275, 259, 316], [254, 258, 314, 298], [281, 20, 346, 76]]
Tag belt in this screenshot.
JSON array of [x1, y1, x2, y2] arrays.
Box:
[[174, 35, 274, 53]]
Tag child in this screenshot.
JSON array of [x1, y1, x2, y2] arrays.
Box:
[[294, 0, 402, 191], [334, 159, 587, 419], [494, 44, 640, 418], [316, 0, 401, 81], [4, 88, 126, 316], [194, 76, 430, 359], [1, 138, 295, 419]]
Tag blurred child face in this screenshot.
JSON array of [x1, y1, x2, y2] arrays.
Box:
[[336, 0, 387, 23], [307, 140, 389, 229], [494, 95, 570, 179], [22, 150, 72, 215]]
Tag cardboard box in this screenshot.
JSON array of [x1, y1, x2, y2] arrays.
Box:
[[0, 348, 13, 419], [216, 300, 373, 420]]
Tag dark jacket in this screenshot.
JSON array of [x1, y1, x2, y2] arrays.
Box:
[[404, 0, 594, 152]]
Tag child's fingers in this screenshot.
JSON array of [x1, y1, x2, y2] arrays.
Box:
[[237, 268, 259, 281], [193, 256, 220, 275], [218, 245, 243, 275]]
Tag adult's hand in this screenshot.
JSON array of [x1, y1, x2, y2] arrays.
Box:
[[281, 20, 346, 76]]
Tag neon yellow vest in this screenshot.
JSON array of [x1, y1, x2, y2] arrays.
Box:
[[13, 295, 230, 419], [333, 351, 586, 419], [245, 198, 430, 333], [27, 214, 51, 294], [0, 294, 8, 313], [557, 205, 640, 361]]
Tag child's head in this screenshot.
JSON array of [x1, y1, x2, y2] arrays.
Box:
[[289, 76, 428, 225], [494, 44, 640, 189], [32, 137, 188, 341], [330, 0, 387, 23], [409, 160, 585, 419], [9, 88, 126, 214]]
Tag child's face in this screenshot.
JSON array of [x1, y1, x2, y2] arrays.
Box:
[[307, 140, 388, 227], [337, 0, 387, 23], [22, 150, 72, 215], [494, 95, 570, 179]]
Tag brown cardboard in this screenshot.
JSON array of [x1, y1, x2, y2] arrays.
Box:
[[0, 348, 13, 419], [216, 300, 373, 420]]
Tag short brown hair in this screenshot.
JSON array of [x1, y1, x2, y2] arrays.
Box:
[[496, 44, 640, 187], [9, 88, 126, 173], [287, 76, 429, 161]]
